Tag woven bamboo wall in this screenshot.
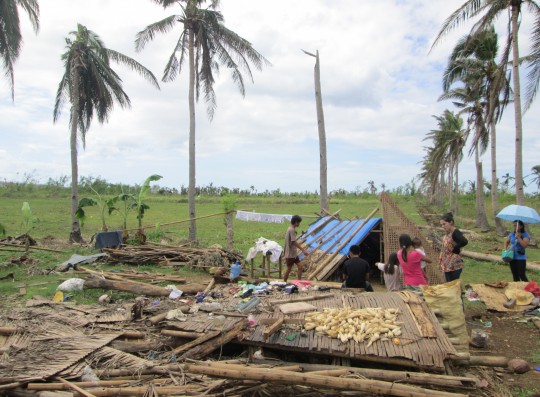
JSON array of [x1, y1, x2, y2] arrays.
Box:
[[379, 192, 445, 285]]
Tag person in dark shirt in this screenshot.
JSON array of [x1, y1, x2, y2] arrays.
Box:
[[342, 245, 373, 291]]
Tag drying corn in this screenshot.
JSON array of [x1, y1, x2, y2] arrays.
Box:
[[303, 307, 402, 346]]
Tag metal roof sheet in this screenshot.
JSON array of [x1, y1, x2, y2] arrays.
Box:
[[303, 216, 382, 256]]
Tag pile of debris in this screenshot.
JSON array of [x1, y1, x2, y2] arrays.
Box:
[[1, 271, 501, 397]]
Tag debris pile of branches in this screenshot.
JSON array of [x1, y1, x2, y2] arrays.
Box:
[[0, 290, 482, 397], [102, 244, 242, 268]]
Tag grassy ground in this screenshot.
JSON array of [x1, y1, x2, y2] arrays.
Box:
[[1, 193, 539, 300]]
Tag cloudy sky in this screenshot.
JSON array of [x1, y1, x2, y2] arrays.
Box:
[[1, 0, 539, 194]]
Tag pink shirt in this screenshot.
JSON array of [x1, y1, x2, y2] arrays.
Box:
[[398, 249, 427, 287]]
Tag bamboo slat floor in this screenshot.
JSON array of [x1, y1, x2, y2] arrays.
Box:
[[160, 288, 457, 370]]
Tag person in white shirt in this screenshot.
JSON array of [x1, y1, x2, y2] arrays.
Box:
[[376, 252, 403, 291]]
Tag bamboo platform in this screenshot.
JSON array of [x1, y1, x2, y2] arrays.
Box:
[[157, 288, 457, 371]]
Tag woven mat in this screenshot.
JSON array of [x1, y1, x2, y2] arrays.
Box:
[[470, 281, 531, 312]]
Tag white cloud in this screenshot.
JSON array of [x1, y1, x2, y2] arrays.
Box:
[[1, 0, 538, 194]]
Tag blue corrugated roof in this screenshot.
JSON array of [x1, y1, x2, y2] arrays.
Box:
[[302, 216, 382, 256]]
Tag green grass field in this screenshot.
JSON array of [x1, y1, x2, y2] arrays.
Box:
[[1, 192, 539, 303]]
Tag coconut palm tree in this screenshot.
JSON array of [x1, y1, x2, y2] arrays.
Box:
[[135, 0, 270, 242], [440, 28, 511, 232], [529, 165, 540, 189], [53, 24, 159, 243], [431, 0, 540, 205], [423, 110, 468, 214], [0, 0, 39, 100]]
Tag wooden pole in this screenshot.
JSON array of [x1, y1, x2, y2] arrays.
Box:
[[0, 241, 64, 252], [161, 329, 204, 339], [186, 363, 468, 397]]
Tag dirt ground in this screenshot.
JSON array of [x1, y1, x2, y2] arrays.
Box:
[[464, 306, 540, 394]]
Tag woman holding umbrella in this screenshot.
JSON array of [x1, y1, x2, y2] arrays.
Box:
[[497, 204, 540, 282], [503, 220, 530, 282]]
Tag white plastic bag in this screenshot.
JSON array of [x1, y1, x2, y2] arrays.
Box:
[[56, 278, 85, 292]]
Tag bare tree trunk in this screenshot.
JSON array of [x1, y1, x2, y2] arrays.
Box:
[[474, 148, 490, 231], [511, 1, 525, 205], [69, 68, 83, 244], [490, 121, 505, 235], [226, 212, 233, 250], [303, 50, 328, 213], [188, 16, 197, 242]]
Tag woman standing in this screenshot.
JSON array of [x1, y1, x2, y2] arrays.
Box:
[[397, 234, 432, 289], [439, 212, 468, 282], [504, 220, 530, 282]]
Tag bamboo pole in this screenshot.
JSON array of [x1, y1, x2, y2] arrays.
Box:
[[161, 329, 204, 339], [0, 241, 64, 252], [268, 292, 334, 305], [56, 377, 97, 397], [186, 363, 468, 397]]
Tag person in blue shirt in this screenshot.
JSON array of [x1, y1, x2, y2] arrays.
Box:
[[503, 220, 530, 282]]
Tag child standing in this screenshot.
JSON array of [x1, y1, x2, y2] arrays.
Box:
[[412, 237, 427, 272], [283, 215, 309, 282], [376, 252, 403, 291]]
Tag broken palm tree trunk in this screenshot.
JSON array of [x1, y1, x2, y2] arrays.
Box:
[[83, 277, 206, 297]]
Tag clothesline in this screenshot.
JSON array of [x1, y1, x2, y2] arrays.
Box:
[[235, 210, 319, 224]]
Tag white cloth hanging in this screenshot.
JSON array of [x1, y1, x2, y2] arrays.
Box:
[[245, 237, 283, 263]]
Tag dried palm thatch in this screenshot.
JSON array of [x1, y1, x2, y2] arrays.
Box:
[[86, 346, 153, 372], [0, 323, 121, 383], [103, 245, 242, 267]]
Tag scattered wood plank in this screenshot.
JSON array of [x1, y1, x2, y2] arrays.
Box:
[[169, 330, 221, 356], [180, 319, 247, 360], [263, 318, 283, 340]]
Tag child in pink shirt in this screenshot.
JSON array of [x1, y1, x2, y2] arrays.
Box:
[[397, 234, 432, 287]]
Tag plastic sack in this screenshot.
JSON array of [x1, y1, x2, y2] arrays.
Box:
[[422, 279, 469, 351], [57, 278, 85, 292]]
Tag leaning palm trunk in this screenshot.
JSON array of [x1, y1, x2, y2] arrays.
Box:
[[188, 26, 197, 242], [489, 120, 505, 234], [511, 2, 525, 205], [69, 69, 83, 243]]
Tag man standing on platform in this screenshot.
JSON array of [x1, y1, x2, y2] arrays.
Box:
[[283, 215, 308, 282]]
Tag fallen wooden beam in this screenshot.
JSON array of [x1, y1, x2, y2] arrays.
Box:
[[186, 363, 468, 397], [109, 340, 162, 353], [169, 330, 221, 356], [83, 277, 206, 297], [180, 319, 247, 360], [263, 317, 283, 340]]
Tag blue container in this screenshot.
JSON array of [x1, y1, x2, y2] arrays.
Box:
[[230, 261, 242, 279]]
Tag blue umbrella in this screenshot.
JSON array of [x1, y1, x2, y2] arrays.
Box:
[[496, 204, 540, 224]]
